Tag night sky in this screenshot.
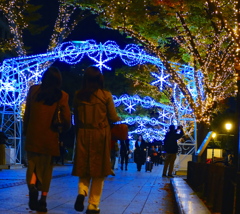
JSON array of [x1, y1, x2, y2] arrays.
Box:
[[26, 0, 132, 55]]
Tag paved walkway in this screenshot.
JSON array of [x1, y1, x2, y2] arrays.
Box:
[[0, 163, 184, 214]]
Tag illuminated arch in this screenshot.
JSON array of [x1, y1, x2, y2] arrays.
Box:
[[113, 94, 176, 142], [0, 39, 199, 163]]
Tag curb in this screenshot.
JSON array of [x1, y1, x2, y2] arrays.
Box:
[[171, 177, 211, 214]]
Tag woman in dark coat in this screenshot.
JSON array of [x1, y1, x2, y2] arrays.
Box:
[[72, 66, 120, 214], [134, 135, 147, 171], [23, 67, 71, 212]]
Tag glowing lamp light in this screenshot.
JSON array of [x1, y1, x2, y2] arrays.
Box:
[[212, 132, 216, 139], [225, 123, 232, 132]]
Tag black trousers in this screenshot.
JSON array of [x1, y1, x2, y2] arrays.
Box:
[[121, 153, 128, 169], [136, 162, 143, 171]]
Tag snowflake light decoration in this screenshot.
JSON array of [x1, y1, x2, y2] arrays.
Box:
[[0, 39, 200, 144], [113, 94, 178, 141], [158, 109, 170, 122], [151, 68, 171, 91]]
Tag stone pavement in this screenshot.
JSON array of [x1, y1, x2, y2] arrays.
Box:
[[0, 163, 185, 214]]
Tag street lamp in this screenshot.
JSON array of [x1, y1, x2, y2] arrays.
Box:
[[225, 123, 232, 132], [225, 122, 232, 166], [212, 132, 216, 163]]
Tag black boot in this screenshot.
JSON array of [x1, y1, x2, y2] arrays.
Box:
[[37, 200, 47, 212], [28, 184, 38, 211], [74, 194, 85, 212]]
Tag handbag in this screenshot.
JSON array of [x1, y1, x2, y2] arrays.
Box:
[[111, 123, 128, 141], [51, 103, 65, 133]]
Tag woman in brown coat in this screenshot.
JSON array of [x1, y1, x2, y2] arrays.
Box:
[[23, 66, 71, 212], [72, 66, 120, 214]]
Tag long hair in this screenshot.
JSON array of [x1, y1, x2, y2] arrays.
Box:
[[77, 66, 104, 102], [36, 66, 62, 105]]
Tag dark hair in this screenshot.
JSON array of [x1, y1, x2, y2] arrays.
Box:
[[137, 135, 143, 141], [77, 66, 104, 102], [169, 125, 175, 131], [36, 66, 62, 105]]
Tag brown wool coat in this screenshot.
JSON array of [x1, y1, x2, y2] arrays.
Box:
[[72, 89, 120, 178], [23, 85, 71, 157]]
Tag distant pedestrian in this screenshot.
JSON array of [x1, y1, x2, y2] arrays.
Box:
[[162, 125, 184, 177], [55, 140, 67, 165], [120, 138, 130, 171], [72, 66, 120, 214], [23, 66, 71, 212], [155, 145, 163, 165], [149, 145, 158, 166], [134, 135, 147, 171]]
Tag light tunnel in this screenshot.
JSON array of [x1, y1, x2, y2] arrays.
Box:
[[0, 39, 199, 142]]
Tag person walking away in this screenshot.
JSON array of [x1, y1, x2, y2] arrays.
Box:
[[55, 141, 67, 165], [23, 66, 71, 212], [149, 145, 158, 166], [156, 145, 163, 165], [134, 135, 147, 171], [162, 125, 184, 177], [120, 138, 130, 171], [72, 66, 120, 214]]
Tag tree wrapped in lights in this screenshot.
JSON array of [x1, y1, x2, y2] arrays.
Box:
[[0, 0, 92, 59], [69, 0, 239, 137], [0, 0, 92, 164]]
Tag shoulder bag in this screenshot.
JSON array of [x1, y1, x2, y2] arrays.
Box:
[[51, 102, 65, 133]]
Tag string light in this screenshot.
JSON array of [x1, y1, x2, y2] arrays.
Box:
[[113, 94, 176, 142], [113, 94, 194, 142], [0, 39, 200, 110], [76, 1, 238, 124], [0, 39, 197, 142]]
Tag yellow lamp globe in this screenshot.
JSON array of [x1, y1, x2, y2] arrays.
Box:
[[225, 123, 232, 132]]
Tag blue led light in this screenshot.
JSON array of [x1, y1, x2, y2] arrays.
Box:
[[0, 40, 204, 107], [0, 39, 201, 143], [151, 68, 171, 91], [112, 94, 179, 141]]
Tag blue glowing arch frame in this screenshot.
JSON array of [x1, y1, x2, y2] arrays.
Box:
[[0, 39, 198, 164]]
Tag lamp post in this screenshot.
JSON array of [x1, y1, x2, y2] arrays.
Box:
[[212, 132, 216, 163], [225, 122, 232, 165]]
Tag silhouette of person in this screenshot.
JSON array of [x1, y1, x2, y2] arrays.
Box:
[[23, 66, 71, 212], [134, 135, 147, 171], [162, 125, 184, 177], [72, 66, 120, 214], [120, 139, 130, 171]]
